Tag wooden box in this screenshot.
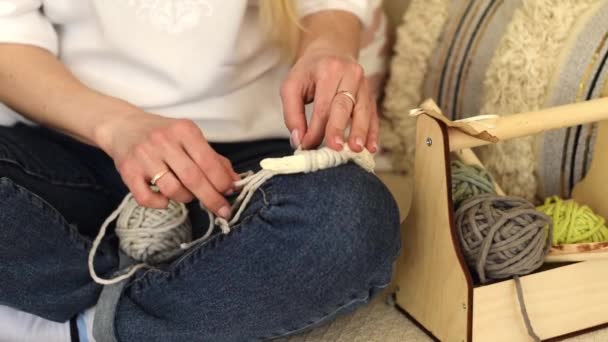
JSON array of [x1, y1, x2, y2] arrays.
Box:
[[393, 98, 608, 341]]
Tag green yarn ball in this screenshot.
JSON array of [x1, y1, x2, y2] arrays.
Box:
[[537, 196, 608, 245], [451, 160, 496, 208]]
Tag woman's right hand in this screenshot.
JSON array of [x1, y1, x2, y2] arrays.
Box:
[[95, 110, 239, 218]]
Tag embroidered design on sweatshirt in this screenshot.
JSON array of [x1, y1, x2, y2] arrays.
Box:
[[126, 0, 213, 34]]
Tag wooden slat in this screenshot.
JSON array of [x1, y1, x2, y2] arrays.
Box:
[[377, 172, 413, 223], [448, 97, 608, 151], [548, 241, 608, 255], [545, 250, 608, 262], [473, 260, 608, 341], [394, 115, 471, 341], [572, 120, 608, 220]]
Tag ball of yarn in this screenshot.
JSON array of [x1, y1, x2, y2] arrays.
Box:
[[537, 196, 608, 245], [455, 194, 552, 284], [451, 160, 496, 208], [116, 196, 192, 264]]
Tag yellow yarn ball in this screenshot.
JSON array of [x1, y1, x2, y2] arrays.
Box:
[[537, 196, 608, 245]]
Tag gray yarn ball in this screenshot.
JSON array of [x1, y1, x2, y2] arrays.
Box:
[[455, 194, 552, 284], [116, 197, 192, 264]]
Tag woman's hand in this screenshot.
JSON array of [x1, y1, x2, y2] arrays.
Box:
[[280, 44, 379, 153], [95, 110, 239, 217]]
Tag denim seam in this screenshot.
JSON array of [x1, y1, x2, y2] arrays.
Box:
[[0, 158, 106, 190], [0, 177, 95, 253], [258, 251, 400, 341], [261, 282, 392, 341], [127, 186, 273, 288]]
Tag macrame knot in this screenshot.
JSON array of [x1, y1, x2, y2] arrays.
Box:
[[297, 146, 375, 173], [115, 194, 191, 264], [260, 146, 375, 174], [455, 194, 552, 284], [537, 196, 608, 245], [451, 160, 496, 208], [299, 148, 349, 172]]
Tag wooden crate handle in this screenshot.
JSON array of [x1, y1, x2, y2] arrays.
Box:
[[448, 97, 608, 151]]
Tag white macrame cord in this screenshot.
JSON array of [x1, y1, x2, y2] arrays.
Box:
[[88, 146, 375, 285]]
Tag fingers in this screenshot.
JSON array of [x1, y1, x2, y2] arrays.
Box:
[[117, 143, 169, 208], [220, 156, 241, 183], [152, 121, 232, 217], [163, 149, 230, 217], [131, 148, 194, 205], [280, 77, 308, 148], [119, 162, 169, 208], [325, 64, 368, 151], [132, 128, 196, 205], [346, 79, 371, 152], [177, 122, 235, 195], [282, 50, 379, 152], [131, 178, 169, 209], [366, 99, 380, 153], [301, 62, 345, 149], [154, 171, 194, 203], [118, 119, 236, 218]]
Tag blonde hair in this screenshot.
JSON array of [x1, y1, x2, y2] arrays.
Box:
[[259, 0, 301, 60]]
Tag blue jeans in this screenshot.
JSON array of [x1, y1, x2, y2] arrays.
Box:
[[0, 123, 401, 341]]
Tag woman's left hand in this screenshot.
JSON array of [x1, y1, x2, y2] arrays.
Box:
[[280, 47, 378, 153]]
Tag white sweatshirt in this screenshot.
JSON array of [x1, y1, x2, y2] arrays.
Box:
[[0, 0, 373, 142]]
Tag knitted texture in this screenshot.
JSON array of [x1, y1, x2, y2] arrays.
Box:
[[381, 0, 450, 172], [479, 0, 598, 200], [537, 196, 608, 245], [455, 194, 552, 284]]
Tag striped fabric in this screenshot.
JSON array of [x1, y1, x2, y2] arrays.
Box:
[[423, 0, 521, 120], [539, 0, 608, 199], [415, 0, 608, 200]]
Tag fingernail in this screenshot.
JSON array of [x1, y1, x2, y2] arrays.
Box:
[[218, 206, 231, 219], [290, 129, 301, 149], [335, 136, 344, 149], [371, 142, 378, 153], [355, 137, 364, 150]]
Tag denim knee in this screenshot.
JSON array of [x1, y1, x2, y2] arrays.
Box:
[[267, 162, 401, 290], [0, 176, 116, 322], [112, 163, 401, 342]]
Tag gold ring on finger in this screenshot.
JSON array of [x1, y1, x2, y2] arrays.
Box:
[[150, 169, 170, 186], [336, 90, 357, 106]]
